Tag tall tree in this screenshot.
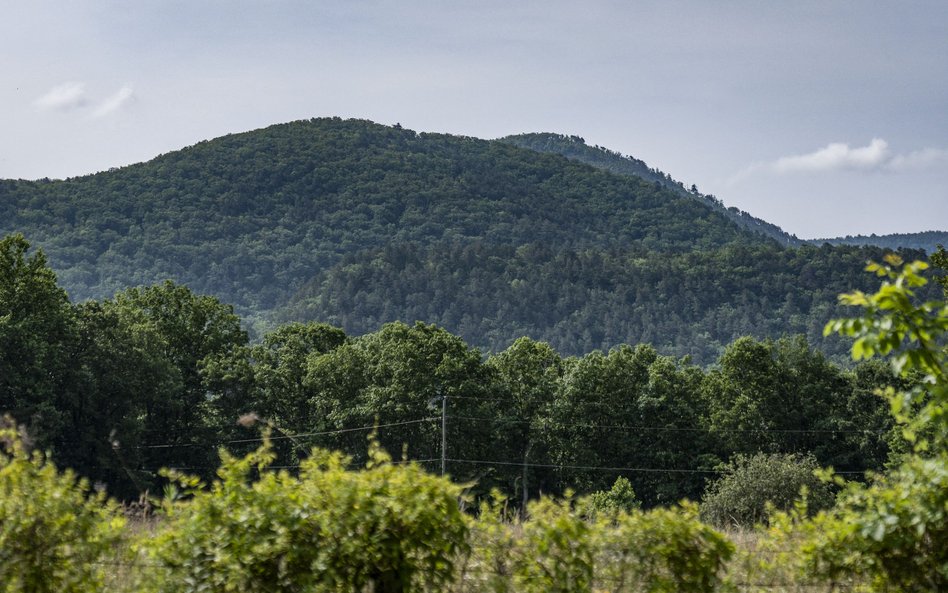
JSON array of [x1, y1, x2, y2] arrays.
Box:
[[0, 234, 75, 448], [106, 281, 247, 475]]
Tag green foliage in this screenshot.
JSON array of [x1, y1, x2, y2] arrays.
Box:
[[501, 132, 802, 246], [0, 417, 124, 593], [0, 233, 74, 445], [825, 255, 948, 450], [821, 231, 948, 254], [769, 256, 948, 591], [0, 119, 765, 314], [699, 453, 835, 528], [513, 495, 595, 593], [582, 476, 640, 517], [797, 455, 948, 592], [107, 280, 248, 478], [280, 241, 928, 362], [140, 437, 468, 593], [596, 503, 734, 593]]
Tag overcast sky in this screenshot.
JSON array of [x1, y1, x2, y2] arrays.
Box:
[[3, 1, 946, 239]]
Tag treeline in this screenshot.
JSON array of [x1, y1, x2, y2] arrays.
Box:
[[278, 240, 933, 363], [1, 233, 915, 504], [819, 230, 948, 254]]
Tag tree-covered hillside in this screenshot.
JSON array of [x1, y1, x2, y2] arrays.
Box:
[[500, 132, 804, 246], [277, 241, 931, 363], [0, 118, 767, 319], [1, 117, 940, 357]]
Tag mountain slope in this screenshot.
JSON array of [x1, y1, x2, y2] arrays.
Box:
[[0, 118, 770, 317], [500, 133, 805, 246], [276, 240, 934, 362]]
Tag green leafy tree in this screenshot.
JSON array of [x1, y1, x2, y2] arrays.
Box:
[[486, 337, 563, 509], [0, 234, 75, 448], [582, 476, 640, 518], [304, 321, 492, 480], [202, 322, 348, 454], [107, 281, 248, 475]]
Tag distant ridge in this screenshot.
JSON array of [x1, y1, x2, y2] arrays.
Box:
[[817, 231, 948, 254], [499, 132, 805, 246]]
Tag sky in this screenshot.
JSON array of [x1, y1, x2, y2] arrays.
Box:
[[2, 1, 947, 239]]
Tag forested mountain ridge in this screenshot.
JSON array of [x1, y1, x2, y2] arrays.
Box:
[[819, 230, 948, 254], [500, 132, 805, 246], [0, 117, 768, 319]]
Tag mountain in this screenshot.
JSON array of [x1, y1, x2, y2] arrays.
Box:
[[0, 118, 769, 323], [818, 231, 948, 254], [1, 117, 936, 361], [499, 132, 805, 246]]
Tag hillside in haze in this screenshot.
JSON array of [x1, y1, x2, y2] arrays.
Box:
[[0, 117, 938, 360], [819, 230, 948, 254]]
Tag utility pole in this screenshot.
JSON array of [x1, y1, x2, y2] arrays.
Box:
[[441, 393, 447, 477]]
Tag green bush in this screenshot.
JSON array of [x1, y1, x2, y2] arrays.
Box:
[[798, 455, 948, 592], [700, 452, 835, 527], [139, 437, 468, 593], [513, 495, 595, 593], [466, 495, 732, 593], [597, 502, 734, 593], [0, 417, 125, 593], [582, 476, 640, 518]]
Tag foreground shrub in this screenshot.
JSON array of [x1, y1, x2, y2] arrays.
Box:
[[700, 452, 835, 527], [465, 495, 732, 593], [794, 453, 948, 592], [794, 255, 948, 591], [139, 437, 468, 593], [597, 502, 734, 593], [0, 417, 124, 593], [514, 495, 595, 593]]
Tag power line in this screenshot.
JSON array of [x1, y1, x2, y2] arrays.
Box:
[[136, 417, 439, 449], [446, 414, 885, 435], [445, 458, 867, 476]]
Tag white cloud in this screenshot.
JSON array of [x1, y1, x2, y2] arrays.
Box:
[[33, 82, 88, 111], [728, 139, 948, 185], [773, 138, 890, 173], [91, 85, 135, 118], [887, 147, 948, 172]]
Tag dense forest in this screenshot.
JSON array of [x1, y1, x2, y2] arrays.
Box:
[[276, 240, 934, 362], [819, 230, 948, 254], [2, 233, 933, 506], [0, 118, 941, 360]]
